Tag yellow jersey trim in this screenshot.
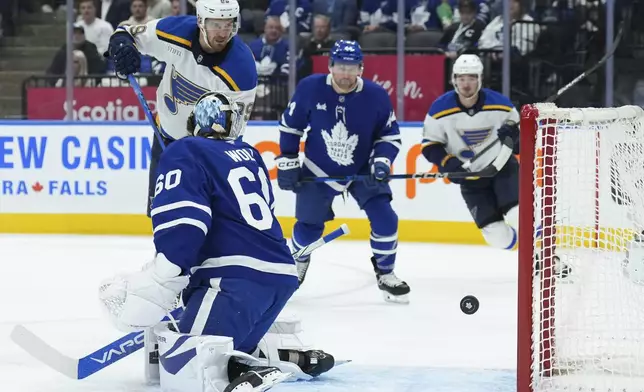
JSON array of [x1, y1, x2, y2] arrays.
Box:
[[482, 104, 512, 112], [213, 66, 240, 92], [156, 30, 192, 48], [432, 107, 462, 119]]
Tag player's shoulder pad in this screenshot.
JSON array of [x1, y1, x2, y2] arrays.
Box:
[[481, 88, 514, 113], [156, 15, 198, 51], [297, 73, 327, 90], [428, 91, 461, 119], [213, 36, 258, 92], [360, 79, 393, 104]]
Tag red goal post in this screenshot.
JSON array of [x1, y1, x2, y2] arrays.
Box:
[[517, 103, 644, 392]]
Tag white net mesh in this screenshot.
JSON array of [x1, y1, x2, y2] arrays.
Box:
[[530, 104, 644, 391]]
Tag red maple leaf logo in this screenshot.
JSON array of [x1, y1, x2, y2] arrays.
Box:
[[32, 182, 44, 192]]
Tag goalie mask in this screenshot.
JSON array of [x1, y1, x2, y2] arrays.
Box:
[[452, 54, 483, 99], [196, 0, 240, 51], [187, 92, 243, 140]]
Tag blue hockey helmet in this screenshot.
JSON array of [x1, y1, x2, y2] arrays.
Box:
[[329, 40, 363, 67], [188, 92, 243, 140]]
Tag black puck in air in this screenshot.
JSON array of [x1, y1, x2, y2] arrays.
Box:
[[460, 295, 479, 315]]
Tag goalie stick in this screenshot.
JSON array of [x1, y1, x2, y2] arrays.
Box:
[[302, 137, 514, 183], [10, 224, 351, 380]]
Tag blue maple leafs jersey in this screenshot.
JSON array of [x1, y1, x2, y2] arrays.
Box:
[[151, 137, 298, 287], [279, 74, 401, 192]]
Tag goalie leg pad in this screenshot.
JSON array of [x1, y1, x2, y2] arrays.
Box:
[[154, 321, 234, 392], [252, 313, 334, 380], [481, 220, 518, 250]]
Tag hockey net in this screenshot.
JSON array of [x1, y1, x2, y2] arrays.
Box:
[[518, 103, 644, 392]]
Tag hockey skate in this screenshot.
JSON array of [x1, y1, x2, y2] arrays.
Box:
[[370, 257, 410, 304], [296, 256, 310, 286], [224, 365, 291, 392], [277, 349, 335, 377], [534, 255, 572, 280]]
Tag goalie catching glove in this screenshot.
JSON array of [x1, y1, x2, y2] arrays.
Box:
[[98, 253, 188, 332]]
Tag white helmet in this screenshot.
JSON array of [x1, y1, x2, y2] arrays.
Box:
[[197, 0, 240, 47], [452, 54, 483, 97]]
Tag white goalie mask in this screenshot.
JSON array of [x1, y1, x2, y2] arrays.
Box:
[[196, 0, 240, 49], [452, 54, 484, 98]]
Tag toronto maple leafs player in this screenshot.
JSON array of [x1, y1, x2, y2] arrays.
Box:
[[275, 40, 410, 304], [422, 54, 521, 252], [99, 93, 334, 392], [107, 0, 257, 216]]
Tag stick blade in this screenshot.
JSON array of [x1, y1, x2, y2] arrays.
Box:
[[10, 324, 79, 379]]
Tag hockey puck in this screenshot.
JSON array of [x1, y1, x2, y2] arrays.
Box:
[[460, 295, 479, 315]]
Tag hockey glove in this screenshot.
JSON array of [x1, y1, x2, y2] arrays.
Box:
[[440, 155, 466, 185], [99, 253, 188, 332], [107, 33, 141, 80], [497, 120, 520, 153], [371, 158, 391, 181], [275, 154, 302, 192]]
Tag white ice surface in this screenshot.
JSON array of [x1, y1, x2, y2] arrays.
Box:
[[0, 234, 519, 391]]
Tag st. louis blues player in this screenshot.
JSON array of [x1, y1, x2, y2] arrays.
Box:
[[421, 54, 571, 277], [276, 40, 411, 304], [107, 0, 257, 216], [99, 93, 334, 392], [422, 54, 520, 251]]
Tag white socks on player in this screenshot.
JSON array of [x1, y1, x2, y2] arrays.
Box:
[[480, 206, 519, 250]]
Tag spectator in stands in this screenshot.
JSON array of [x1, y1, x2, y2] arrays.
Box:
[[98, 0, 132, 29], [358, 0, 385, 33], [147, 0, 172, 19], [380, 0, 450, 33], [77, 0, 114, 55], [266, 0, 312, 33], [120, 0, 154, 26], [478, 0, 540, 56], [450, 0, 490, 25], [171, 0, 181, 16], [169, 0, 196, 15], [312, 0, 358, 34], [54, 50, 95, 87], [0, 0, 15, 38], [299, 14, 335, 76], [46, 23, 106, 79], [248, 16, 291, 78], [440, 0, 486, 58]]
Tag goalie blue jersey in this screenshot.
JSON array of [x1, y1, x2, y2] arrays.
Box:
[[151, 137, 298, 287], [279, 74, 401, 191]]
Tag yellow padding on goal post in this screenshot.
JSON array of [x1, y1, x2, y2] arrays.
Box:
[[0, 214, 486, 244]]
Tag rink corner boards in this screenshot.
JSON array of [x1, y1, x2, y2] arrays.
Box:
[[0, 214, 486, 244]]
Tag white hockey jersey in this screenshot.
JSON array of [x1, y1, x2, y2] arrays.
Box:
[[115, 15, 258, 140], [422, 89, 519, 172]]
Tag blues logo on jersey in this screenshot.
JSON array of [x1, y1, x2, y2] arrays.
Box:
[[458, 127, 493, 158], [164, 66, 209, 115]]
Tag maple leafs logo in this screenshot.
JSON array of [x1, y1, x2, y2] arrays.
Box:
[[32, 182, 44, 193], [321, 122, 359, 166]]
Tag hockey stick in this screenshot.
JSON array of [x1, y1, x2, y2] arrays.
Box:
[[127, 74, 167, 151], [303, 137, 514, 183], [9, 225, 350, 380], [10, 308, 183, 380], [544, 11, 629, 103]]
